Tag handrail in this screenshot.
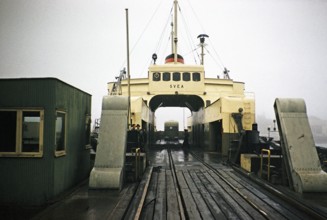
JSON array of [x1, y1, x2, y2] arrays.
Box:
[[260, 149, 271, 181]]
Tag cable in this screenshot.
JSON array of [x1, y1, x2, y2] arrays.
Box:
[[185, 0, 227, 71], [154, 4, 174, 53], [119, 0, 165, 73], [204, 47, 224, 71], [178, 3, 199, 64]]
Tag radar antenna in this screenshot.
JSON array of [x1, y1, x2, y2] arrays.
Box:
[[197, 34, 209, 65]]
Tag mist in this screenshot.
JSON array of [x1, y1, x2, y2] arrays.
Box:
[[0, 0, 326, 135]]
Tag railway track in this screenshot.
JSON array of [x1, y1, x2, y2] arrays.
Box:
[[119, 148, 327, 219]]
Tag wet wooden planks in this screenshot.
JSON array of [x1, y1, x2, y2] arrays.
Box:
[[180, 169, 254, 219], [140, 167, 182, 220], [137, 149, 318, 219], [140, 166, 314, 219]]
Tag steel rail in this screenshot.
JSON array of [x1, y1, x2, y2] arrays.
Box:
[[191, 151, 327, 220], [189, 151, 270, 219], [232, 165, 327, 220]]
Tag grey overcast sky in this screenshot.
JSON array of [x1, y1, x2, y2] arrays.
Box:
[[0, 0, 327, 131]]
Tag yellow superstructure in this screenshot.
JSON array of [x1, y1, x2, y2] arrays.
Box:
[[148, 64, 205, 95], [107, 60, 255, 155], [106, 0, 255, 155]]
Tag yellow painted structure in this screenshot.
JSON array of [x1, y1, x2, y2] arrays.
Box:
[[108, 61, 255, 155]]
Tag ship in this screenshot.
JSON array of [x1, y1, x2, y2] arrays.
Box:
[[88, 0, 327, 218], [3, 0, 327, 219]]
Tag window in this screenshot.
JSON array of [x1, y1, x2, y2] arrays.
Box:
[[0, 111, 17, 152], [163, 72, 170, 81], [22, 111, 41, 152], [173, 72, 180, 81], [55, 111, 66, 157], [153, 72, 160, 81], [193, 72, 201, 81], [183, 72, 190, 81], [0, 109, 44, 157]]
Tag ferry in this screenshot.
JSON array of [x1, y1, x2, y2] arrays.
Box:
[[95, 0, 327, 217], [3, 0, 327, 219]]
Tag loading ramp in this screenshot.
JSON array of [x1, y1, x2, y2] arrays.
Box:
[[274, 98, 327, 193]]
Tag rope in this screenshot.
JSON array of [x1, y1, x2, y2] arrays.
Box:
[[154, 4, 174, 53], [184, 0, 227, 71], [120, 0, 165, 74], [179, 4, 199, 64], [140, 3, 174, 74], [205, 47, 225, 71]]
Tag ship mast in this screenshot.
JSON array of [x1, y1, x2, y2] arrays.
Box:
[[173, 0, 178, 63]]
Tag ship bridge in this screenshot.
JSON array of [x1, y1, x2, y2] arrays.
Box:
[[107, 60, 255, 155], [108, 63, 249, 111], [148, 63, 205, 111]]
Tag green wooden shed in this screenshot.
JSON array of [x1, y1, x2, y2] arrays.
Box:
[[0, 78, 92, 206]]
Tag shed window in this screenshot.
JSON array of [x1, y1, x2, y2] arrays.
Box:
[[55, 111, 66, 157], [0, 111, 17, 152], [163, 72, 170, 81], [153, 72, 160, 81], [193, 72, 201, 81], [0, 109, 44, 157], [22, 111, 41, 152], [173, 72, 181, 81], [183, 72, 190, 81]]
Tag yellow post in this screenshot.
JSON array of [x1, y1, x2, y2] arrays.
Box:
[[260, 149, 271, 181]]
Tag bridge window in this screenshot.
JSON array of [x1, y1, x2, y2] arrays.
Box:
[[163, 72, 170, 81], [183, 72, 190, 81], [0, 109, 44, 157], [173, 72, 180, 81], [193, 72, 201, 81], [153, 72, 160, 81]]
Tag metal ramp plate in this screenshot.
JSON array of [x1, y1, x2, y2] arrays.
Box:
[[274, 98, 327, 193], [89, 96, 128, 190]]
